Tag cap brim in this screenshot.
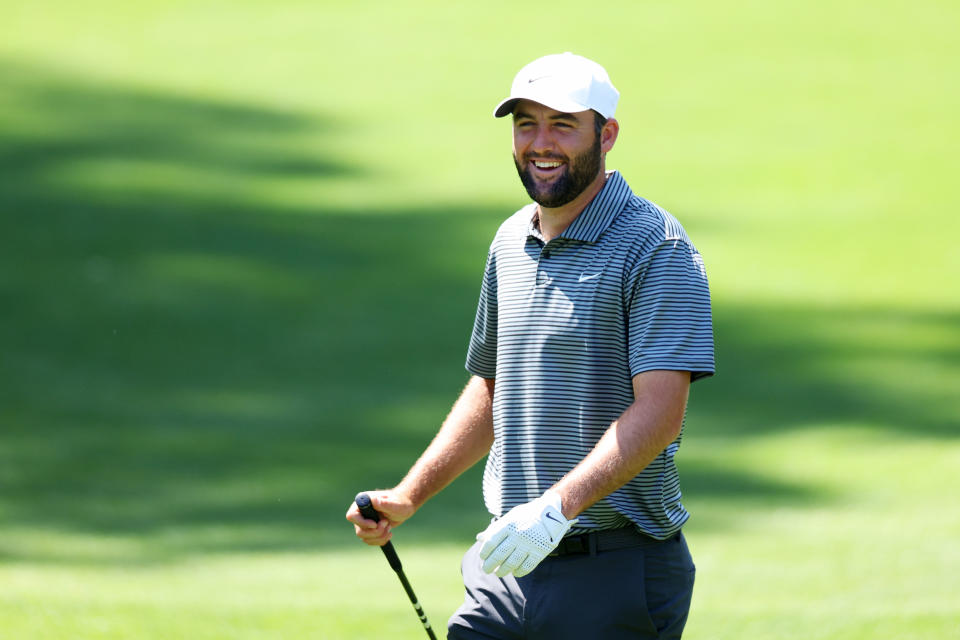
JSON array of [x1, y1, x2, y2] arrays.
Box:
[[492, 94, 593, 119], [493, 98, 520, 118]]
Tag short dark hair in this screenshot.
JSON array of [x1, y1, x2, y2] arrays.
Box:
[[593, 110, 607, 138]]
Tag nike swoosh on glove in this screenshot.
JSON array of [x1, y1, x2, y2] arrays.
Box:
[[476, 490, 577, 578]]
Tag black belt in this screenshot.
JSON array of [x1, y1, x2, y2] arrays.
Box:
[[548, 527, 669, 557]]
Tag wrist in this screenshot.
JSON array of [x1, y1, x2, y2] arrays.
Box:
[[391, 483, 424, 512], [541, 489, 577, 527], [544, 487, 579, 520], [541, 489, 564, 513]]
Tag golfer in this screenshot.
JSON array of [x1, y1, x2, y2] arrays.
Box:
[[347, 52, 715, 639]]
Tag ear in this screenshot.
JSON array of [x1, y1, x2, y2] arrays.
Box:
[[600, 118, 619, 154]]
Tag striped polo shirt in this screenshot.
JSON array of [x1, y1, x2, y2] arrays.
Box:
[[465, 170, 714, 539]]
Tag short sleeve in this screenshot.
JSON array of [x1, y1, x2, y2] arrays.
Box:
[[465, 249, 498, 378], [627, 239, 715, 381]]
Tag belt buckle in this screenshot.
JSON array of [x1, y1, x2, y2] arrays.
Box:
[[550, 532, 601, 557], [568, 534, 589, 555]]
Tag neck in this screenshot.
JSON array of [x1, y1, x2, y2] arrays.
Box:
[[537, 170, 608, 243]]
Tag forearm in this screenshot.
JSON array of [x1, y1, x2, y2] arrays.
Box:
[[553, 370, 690, 519], [394, 375, 494, 510]]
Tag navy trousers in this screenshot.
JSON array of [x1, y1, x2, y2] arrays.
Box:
[[448, 532, 695, 639]]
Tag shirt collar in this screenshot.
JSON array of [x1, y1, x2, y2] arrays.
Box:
[[526, 170, 633, 244]]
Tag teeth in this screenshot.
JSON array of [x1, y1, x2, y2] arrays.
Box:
[[534, 161, 562, 168]]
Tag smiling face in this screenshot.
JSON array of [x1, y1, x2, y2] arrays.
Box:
[[511, 100, 605, 209]]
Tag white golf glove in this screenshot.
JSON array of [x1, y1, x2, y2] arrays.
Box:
[[476, 490, 577, 578]]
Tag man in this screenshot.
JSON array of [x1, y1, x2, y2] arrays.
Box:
[[346, 52, 714, 639]]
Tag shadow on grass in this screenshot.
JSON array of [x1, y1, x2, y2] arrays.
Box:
[[1, 61, 956, 564]]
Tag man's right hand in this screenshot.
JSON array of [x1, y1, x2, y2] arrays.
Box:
[[345, 490, 416, 546]]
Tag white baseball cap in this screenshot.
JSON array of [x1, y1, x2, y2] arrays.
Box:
[[493, 52, 619, 119]]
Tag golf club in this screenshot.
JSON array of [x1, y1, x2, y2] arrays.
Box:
[[355, 492, 437, 640]]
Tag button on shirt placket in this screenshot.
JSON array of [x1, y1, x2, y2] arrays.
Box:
[[536, 242, 554, 288], [527, 221, 555, 289]]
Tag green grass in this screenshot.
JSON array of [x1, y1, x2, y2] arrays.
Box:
[[1, 0, 958, 638]]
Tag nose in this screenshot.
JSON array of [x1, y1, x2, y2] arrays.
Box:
[[529, 124, 556, 156]]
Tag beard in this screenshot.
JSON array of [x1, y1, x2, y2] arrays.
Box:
[[513, 133, 602, 208]]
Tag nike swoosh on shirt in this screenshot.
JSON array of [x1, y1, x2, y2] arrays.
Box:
[[578, 272, 602, 283]]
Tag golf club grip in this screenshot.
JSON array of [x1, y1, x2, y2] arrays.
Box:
[[355, 492, 381, 522], [355, 493, 403, 572]]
